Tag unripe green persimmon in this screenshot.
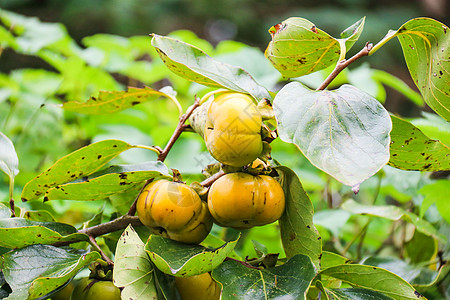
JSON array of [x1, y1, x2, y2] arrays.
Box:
[[208, 173, 285, 229], [205, 92, 263, 167], [175, 273, 221, 300], [137, 180, 213, 244], [70, 278, 120, 300]]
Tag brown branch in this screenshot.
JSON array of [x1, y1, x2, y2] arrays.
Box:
[[89, 235, 114, 265], [9, 198, 15, 217], [225, 257, 261, 270], [79, 214, 143, 237], [316, 42, 373, 91], [200, 170, 225, 187], [157, 98, 201, 162]]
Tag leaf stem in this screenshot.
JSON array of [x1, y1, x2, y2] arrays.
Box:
[[88, 235, 114, 265], [157, 97, 200, 162], [199, 89, 228, 105], [316, 42, 373, 91], [165, 93, 183, 117], [134, 145, 162, 155], [224, 257, 261, 270]]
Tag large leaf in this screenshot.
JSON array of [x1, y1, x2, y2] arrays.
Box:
[[265, 17, 364, 78], [114, 225, 158, 300], [1, 245, 100, 300], [0, 204, 11, 219], [389, 116, 450, 171], [276, 166, 321, 270], [44, 161, 170, 201], [145, 235, 238, 277], [212, 254, 316, 300], [320, 264, 425, 300], [62, 87, 175, 114], [342, 199, 444, 242], [274, 82, 392, 189], [0, 218, 88, 248], [372, 18, 449, 120], [151, 34, 270, 101], [21, 140, 135, 201], [265, 17, 339, 78], [0, 132, 19, 179]]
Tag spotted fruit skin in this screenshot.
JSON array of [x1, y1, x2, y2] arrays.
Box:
[[137, 180, 213, 244], [205, 92, 262, 167], [208, 173, 285, 229], [175, 273, 221, 300]]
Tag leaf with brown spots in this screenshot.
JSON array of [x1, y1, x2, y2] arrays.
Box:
[[21, 140, 135, 201], [389, 116, 450, 171], [62, 86, 174, 114]]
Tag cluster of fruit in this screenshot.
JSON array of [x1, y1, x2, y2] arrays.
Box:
[[135, 92, 286, 299]]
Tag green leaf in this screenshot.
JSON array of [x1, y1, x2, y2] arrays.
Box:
[[341, 199, 444, 242], [114, 225, 158, 300], [388, 116, 450, 171], [265, 17, 340, 78], [319, 264, 425, 300], [0, 132, 19, 179], [372, 18, 449, 120], [1, 245, 100, 300], [321, 251, 351, 270], [276, 166, 321, 270], [274, 82, 392, 188], [44, 161, 170, 201], [313, 209, 351, 237], [411, 112, 450, 146], [144, 235, 239, 277], [23, 210, 56, 222], [213, 254, 316, 300], [339, 17, 366, 56], [0, 218, 88, 248], [62, 87, 175, 114], [21, 140, 135, 201], [420, 180, 450, 223], [326, 288, 394, 299], [151, 34, 270, 101]]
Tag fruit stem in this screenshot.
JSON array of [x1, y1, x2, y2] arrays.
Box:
[[200, 170, 225, 187], [9, 176, 15, 217], [316, 42, 373, 91]]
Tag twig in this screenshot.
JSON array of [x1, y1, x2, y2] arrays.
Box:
[[224, 257, 261, 270], [79, 215, 143, 237], [157, 98, 200, 162], [200, 170, 225, 187], [89, 235, 114, 265], [316, 42, 373, 91]]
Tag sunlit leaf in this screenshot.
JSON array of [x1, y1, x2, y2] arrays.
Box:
[[276, 166, 321, 270], [114, 225, 158, 300], [0, 132, 19, 179], [373, 18, 450, 120], [326, 288, 394, 300], [151, 34, 270, 101], [265, 17, 345, 77], [274, 82, 392, 188], [62, 87, 175, 114], [342, 199, 445, 242], [213, 254, 316, 300], [389, 116, 450, 171], [1, 245, 100, 300], [21, 140, 135, 201], [44, 161, 170, 201], [0, 218, 88, 248], [321, 251, 351, 270], [320, 264, 425, 300], [0, 204, 11, 219], [145, 235, 239, 277]]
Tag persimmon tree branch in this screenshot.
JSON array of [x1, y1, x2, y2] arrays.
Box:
[[316, 42, 373, 91], [89, 235, 114, 265], [79, 214, 143, 237]]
